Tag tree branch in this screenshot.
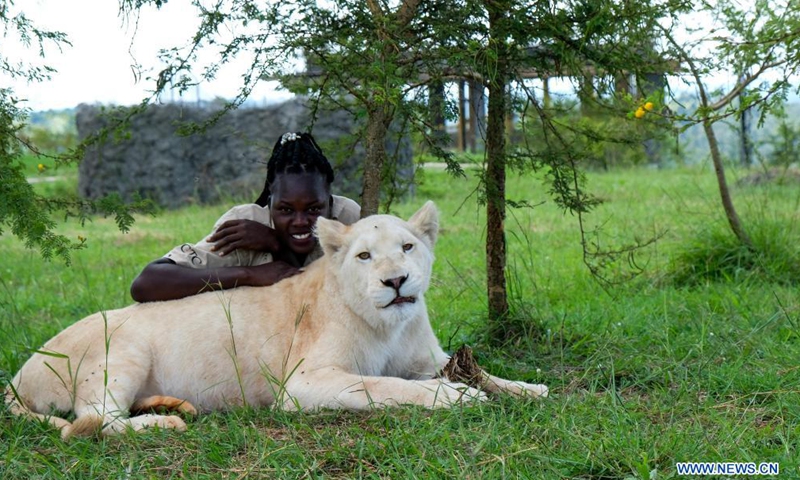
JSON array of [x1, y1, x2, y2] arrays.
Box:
[[708, 59, 786, 111], [366, 0, 385, 20], [395, 0, 422, 28]]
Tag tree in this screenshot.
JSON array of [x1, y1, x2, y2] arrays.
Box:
[[449, 0, 687, 341], [265, 0, 434, 216], [657, 0, 800, 248], [482, 0, 512, 327]]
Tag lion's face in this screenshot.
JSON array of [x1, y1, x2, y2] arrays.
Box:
[[315, 201, 439, 330]]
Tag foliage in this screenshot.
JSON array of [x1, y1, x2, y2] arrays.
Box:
[[0, 99, 155, 264], [0, 98, 74, 262], [266, 0, 475, 214], [0, 0, 69, 84], [112, 0, 685, 222], [519, 97, 654, 172], [20, 126, 75, 154], [113, 0, 478, 215]]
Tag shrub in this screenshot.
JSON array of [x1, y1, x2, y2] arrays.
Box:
[[668, 217, 800, 285]]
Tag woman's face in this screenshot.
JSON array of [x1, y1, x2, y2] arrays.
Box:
[[269, 173, 332, 255]]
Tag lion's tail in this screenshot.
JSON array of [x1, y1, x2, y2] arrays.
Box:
[[4, 384, 73, 434]]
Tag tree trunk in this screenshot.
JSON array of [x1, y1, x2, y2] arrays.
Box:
[[739, 92, 753, 167], [360, 0, 421, 218], [702, 118, 753, 248], [663, 26, 753, 249], [361, 105, 391, 217], [484, 1, 510, 330], [486, 93, 509, 325]]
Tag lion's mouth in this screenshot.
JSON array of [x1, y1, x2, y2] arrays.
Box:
[[384, 296, 417, 308]]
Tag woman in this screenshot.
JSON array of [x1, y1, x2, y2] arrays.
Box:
[[130, 132, 361, 302]]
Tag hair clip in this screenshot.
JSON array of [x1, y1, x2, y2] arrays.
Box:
[[280, 132, 300, 145]]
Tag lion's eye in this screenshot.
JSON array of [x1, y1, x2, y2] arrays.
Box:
[[357, 252, 371, 260], [402, 243, 414, 252]]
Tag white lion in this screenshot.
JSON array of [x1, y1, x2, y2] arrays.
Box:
[[5, 201, 547, 439]]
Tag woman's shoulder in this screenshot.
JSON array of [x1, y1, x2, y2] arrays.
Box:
[[331, 195, 361, 225]]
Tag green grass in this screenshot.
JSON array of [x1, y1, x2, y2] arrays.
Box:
[[2, 164, 799, 479]]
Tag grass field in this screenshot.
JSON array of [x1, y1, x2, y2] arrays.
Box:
[[1, 162, 799, 479]]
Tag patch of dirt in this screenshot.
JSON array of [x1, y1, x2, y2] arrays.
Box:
[[736, 168, 800, 187], [438, 345, 484, 388], [113, 231, 174, 246]]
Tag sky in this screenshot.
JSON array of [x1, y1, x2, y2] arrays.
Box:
[[2, 0, 291, 111], [2, 0, 780, 113]]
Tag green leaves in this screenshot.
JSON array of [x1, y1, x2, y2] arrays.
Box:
[[0, 155, 74, 263]]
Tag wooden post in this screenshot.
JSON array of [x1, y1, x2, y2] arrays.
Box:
[[579, 73, 594, 116], [468, 80, 484, 153], [505, 91, 514, 141], [543, 76, 551, 110], [458, 80, 467, 151], [428, 81, 447, 147], [615, 73, 630, 97], [738, 72, 753, 167]]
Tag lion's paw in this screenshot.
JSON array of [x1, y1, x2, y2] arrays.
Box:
[[126, 414, 188, 433], [526, 383, 549, 398], [504, 381, 549, 398], [428, 381, 487, 407]]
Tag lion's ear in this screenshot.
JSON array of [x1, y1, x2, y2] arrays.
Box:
[[408, 201, 439, 247], [315, 217, 347, 255]]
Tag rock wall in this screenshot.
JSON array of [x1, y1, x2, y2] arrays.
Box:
[[76, 99, 412, 209]]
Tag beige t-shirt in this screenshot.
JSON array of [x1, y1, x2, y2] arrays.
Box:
[[164, 195, 361, 268]]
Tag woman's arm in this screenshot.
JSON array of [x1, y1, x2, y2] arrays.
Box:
[[130, 258, 301, 302]]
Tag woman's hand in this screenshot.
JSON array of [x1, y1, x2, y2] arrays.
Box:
[[248, 261, 303, 286], [208, 219, 281, 256]]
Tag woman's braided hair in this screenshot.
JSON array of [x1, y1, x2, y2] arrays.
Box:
[[254, 132, 335, 207]]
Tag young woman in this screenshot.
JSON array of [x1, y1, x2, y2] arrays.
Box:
[[130, 132, 361, 302]]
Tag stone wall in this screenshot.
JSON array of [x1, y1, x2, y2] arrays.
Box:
[[75, 99, 412, 209]]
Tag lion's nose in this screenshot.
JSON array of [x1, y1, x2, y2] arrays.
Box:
[[381, 275, 408, 290]]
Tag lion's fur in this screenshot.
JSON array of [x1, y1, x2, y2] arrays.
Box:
[[5, 202, 547, 439]]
